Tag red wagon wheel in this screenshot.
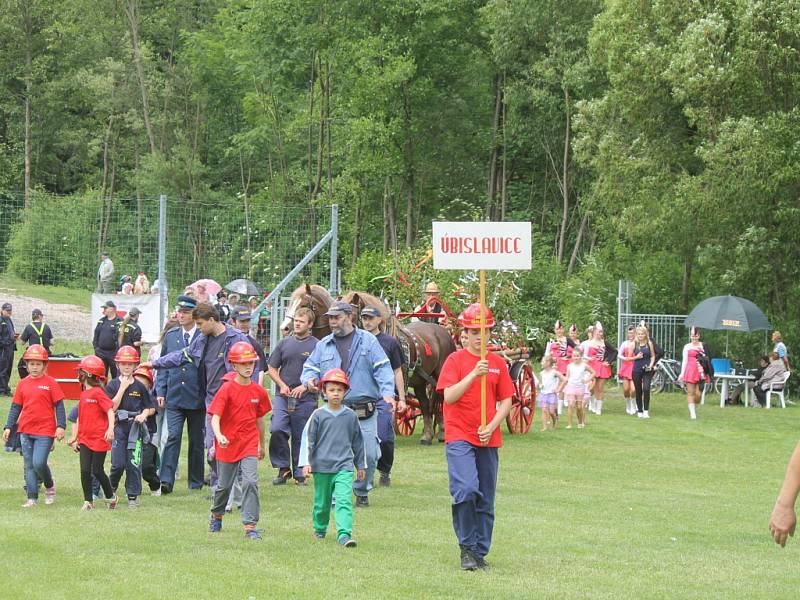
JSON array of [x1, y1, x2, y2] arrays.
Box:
[[506, 361, 536, 434], [394, 398, 421, 436]]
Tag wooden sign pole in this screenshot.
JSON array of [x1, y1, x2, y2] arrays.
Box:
[[479, 269, 487, 432]]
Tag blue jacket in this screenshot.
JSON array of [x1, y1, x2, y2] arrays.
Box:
[[155, 326, 202, 411], [152, 325, 258, 402], [301, 328, 395, 404]]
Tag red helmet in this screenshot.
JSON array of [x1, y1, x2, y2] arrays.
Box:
[[228, 341, 259, 364], [133, 365, 154, 386], [22, 344, 49, 362], [114, 345, 140, 363], [457, 303, 495, 329], [320, 368, 350, 390], [77, 355, 107, 380]]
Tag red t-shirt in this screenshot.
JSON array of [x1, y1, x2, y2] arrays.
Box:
[[436, 349, 516, 447], [78, 386, 114, 452], [12, 374, 66, 437], [208, 380, 271, 463]]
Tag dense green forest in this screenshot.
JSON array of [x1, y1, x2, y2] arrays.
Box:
[[0, 0, 798, 354]]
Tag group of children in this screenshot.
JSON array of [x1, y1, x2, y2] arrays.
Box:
[[3, 341, 367, 546], [540, 320, 620, 430]]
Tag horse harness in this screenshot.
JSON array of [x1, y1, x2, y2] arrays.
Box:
[[396, 324, 437, 388]]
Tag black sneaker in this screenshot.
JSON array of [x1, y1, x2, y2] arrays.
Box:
[[160, 483, 173, 495], [378, 472, 391, 487], [460, 548, 478, 571], [295, 477, 307, 486], [338, 534, 357, 548], [272, 469, 292, 485], [355, 495, 369, 508], [476, 555, 489, 570]]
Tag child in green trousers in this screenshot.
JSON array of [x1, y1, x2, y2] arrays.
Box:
[[299, 368, 365, 547]]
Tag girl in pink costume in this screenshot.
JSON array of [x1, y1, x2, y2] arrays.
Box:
[[678, 326, 710, 420], [617, 325, 637, 415], [584, 322, 617, 415]]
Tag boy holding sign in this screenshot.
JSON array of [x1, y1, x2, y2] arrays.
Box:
[[437, 303, 515, 571]]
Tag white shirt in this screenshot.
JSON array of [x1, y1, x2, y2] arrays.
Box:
[[566, 362, 589, 387], [540, 369, 560, 394]]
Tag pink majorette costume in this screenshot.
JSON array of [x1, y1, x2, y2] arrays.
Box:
[[547, 320, 573, 375], [679, 326, 709, 384], [586, 322, 613, 379], [617, 338, 635, 380]]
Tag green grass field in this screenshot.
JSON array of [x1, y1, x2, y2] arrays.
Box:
[[2, 389, 800, 599]]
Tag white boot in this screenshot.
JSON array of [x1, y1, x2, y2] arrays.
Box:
[[627, 399, 635, 414], [588, 397, 596, 413], [596, 400, 603, 415], [637, 411, 644, 418], [688, 403, 697, 420], [643, 410, 650, 419], [557, 401, 563, 416]]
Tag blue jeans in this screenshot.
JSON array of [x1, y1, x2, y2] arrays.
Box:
[[19, 434, 54, 500], [160, 407, 205, 489], [446, 441, 499, 559], [353, 411, 380, 497], [269, 395, 317, 479]]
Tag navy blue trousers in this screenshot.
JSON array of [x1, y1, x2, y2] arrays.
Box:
[[159, 407, 205, 489], [446, 441, 499, 559], [269, 395, 316, 479], [376, 398, 395, 474], [109, 427, 142, 498]]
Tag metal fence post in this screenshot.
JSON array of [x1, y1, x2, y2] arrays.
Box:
[[158, 194, 168, 326], [329, 204, 338, 295]]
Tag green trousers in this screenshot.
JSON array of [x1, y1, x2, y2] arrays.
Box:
[[313, 470, 354, 540]]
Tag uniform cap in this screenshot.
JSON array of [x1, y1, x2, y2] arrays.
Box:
[[31, 309, 43, 318], [176, 295, 197, 311], [102, 300, 116, 309], [114, 345, 140, 363], [2, 302, 12, 311], [128, 306, 141, 317], [321, 368, 350, 390], [23, 344, 49, 362], [360, 306, 381, 318], [232, 308, 252, 321], [324, 300, 353, 316], [228, 341, 259, 364]]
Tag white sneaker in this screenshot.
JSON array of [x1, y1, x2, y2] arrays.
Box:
[[642, 411, 650, 419], [637, 412, 644, 418], [151, 488, 162, 497]]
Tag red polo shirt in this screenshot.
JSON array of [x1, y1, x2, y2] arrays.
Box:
[[437, 349, 515, 447]]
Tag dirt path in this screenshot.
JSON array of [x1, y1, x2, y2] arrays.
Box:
[[0, 293, 91, 342]]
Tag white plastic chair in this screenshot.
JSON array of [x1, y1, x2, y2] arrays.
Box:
[[766, 372, 791, 409]]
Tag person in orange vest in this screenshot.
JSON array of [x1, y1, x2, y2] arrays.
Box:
[[436, 303, 515, 571]]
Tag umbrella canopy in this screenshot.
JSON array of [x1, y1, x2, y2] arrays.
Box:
[[189, 279, 222, 297], [684, 295, 771, 332], [225, 278, 261, 296]]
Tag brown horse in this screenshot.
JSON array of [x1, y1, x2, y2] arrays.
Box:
[[342, 290, 456, 445], [281, 284, 333, 339]]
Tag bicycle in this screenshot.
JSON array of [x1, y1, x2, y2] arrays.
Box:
[[651, 358, 685, 394]]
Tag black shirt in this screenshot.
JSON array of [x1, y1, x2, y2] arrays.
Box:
[[20, 322, 53, 351], [119, 321, 142, 349], [93, 316, 122, 352], [105, 378, 154, 430], [333, 329, 355, 372]]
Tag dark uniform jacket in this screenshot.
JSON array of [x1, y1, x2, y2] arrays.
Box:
[[155, 326, 202, 411], [0, 316, 16, 351], [93, 316, 122, 352]]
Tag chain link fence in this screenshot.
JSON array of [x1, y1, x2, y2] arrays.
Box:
[[0, 190, 334, 299]]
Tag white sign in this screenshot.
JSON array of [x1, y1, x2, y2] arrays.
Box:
[[432, 221, 532, 270], [90, 294, 162, 344]]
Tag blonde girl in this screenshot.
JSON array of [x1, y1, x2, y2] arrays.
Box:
[[539, 355, 566, 431], [618, 325, 637, 414]]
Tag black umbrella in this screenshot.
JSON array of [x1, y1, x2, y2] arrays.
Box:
[[225, 278, 261, 296], [684, 295, 771, 355]]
